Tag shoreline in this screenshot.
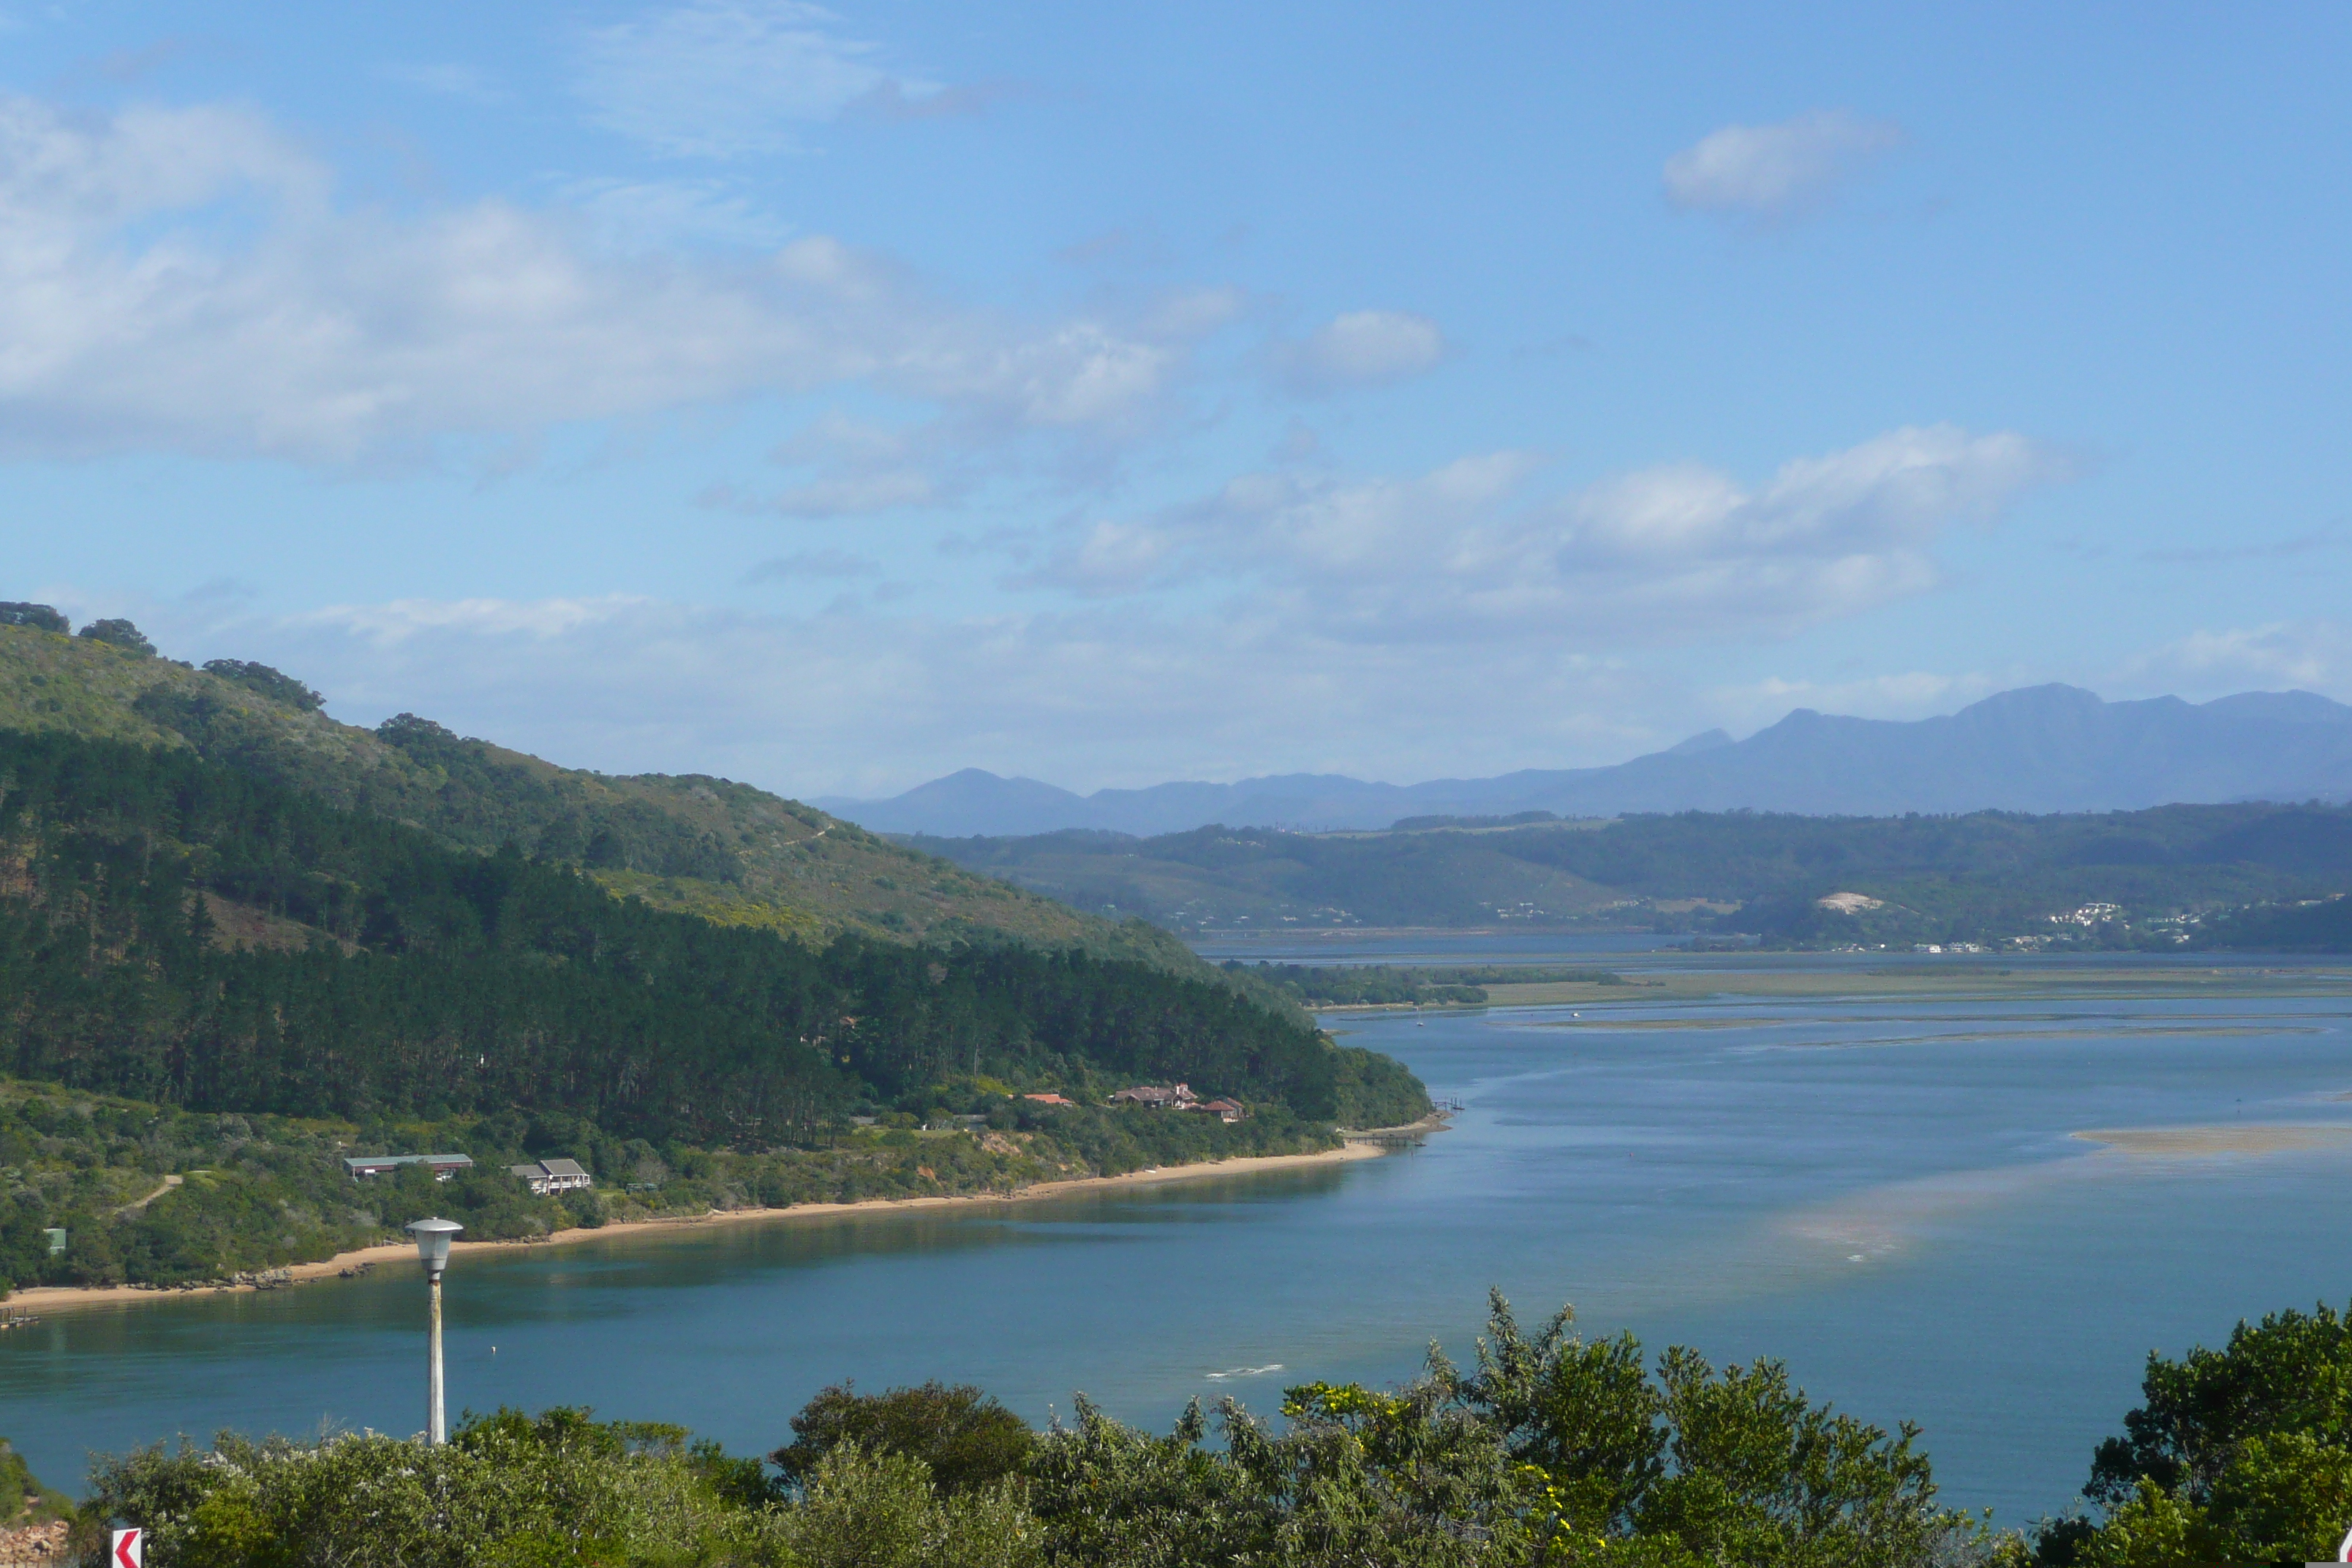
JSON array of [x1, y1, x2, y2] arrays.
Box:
[[5, 1129, 1432, 1316]]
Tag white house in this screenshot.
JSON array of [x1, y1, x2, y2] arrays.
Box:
[[508, 1158, 594, 1196]]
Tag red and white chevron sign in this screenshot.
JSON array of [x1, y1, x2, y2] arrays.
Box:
[[110, 1527, 143, 1567]]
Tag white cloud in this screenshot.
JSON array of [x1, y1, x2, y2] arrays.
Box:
[[698, 412, 949, 516], [766, 470, 939, 516], [1279, 309, 1447, 394], [558, 176, 795, 250], [2113, 619, 2352, 696], [1023, 424, 2071, 643], [0, 94, 1191, 462], [574, 0, 936, 158], [1663, 110, 1903, 220]]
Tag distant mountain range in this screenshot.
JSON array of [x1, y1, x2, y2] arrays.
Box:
[[816, 685, 2352, 837]]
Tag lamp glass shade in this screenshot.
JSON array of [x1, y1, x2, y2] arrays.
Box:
[[406, 1215, 464, 1273]]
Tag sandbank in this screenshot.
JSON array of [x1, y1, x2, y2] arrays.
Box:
[[2071, 1123, 2352, 1157], [5, 1134, 1416, 1316]]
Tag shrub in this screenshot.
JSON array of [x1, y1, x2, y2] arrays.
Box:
[[75, 619, 154, 657]]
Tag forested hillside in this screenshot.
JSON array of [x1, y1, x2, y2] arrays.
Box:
[[0, 725, 1425, 1292], [0, 619, 1211, 966], [0, 728, 1419, 1136], [913, 805, 2352, 949]]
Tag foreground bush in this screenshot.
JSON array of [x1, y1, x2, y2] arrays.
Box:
[[71, 1292, 2019, 1567], [2036, 1298, 2352, 1566]]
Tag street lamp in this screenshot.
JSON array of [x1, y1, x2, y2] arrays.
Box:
[[404, 1216, 464, 1445]]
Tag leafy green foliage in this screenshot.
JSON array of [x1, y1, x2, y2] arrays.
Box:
[[774, 1382, 1036, 1496], [1022, 1292, 1988, 1567], [0, 604, 67, 635], [197, 660, 323, 712], [0, 1436, 71, 1527], [83, 1407, 779, 1567], [59, 1293, 2020, 1567], [75, 618, 154, 657], [2047, 1299, 2352, 1564], [774, 1442, 1041, 1568]]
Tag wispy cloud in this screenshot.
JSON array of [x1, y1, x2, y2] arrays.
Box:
[[1277, 309, 1447, 395], [0, 94, 1194, 464], [1019, 423, 2074, 644], [1664, 110, 1904, 221], [2114, 619, 2352, 695], [574, 0, 960, 157], [847, 78, 1031, 123], [557, 175, 794, 249]]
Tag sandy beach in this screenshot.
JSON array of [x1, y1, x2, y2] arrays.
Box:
[[5, 1137, 1406, 1316]]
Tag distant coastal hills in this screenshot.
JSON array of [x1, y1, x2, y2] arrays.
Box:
[[818, 685, 2352, 837]]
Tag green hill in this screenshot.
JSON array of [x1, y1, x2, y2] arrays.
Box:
[[0, 725, 1425, 1293], [0, 612, 1428, 1294], [911, 806, 2352, 949], [0, 619, 1229, 973]]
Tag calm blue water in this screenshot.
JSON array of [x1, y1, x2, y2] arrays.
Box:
[[10, 978, 2352, 1531]]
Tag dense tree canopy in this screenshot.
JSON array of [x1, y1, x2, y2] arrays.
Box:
[[0, 730, 1426, 1148], [73, 618, 153, 657], [2042, 1300, 2352, 1565], [197, 660, 323, 712]]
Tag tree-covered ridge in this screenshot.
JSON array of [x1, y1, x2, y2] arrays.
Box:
[[0, 619, 1236, 968], [915, 804, 2352, 949], [0, 727, 1427, 1148]]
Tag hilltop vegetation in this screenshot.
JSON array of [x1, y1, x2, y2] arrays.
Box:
[[913, 824, 1617, 930], [913, 806, 2352, 950], [0, 618, 1218, 967]]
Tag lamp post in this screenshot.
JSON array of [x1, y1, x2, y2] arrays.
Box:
[[404, 1216, 463, 1445]]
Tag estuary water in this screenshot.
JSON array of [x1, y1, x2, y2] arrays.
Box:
[[10, 954, 2352, 1529]]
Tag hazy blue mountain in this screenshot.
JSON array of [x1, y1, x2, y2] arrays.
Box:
[[815, 685, 2352, 835]]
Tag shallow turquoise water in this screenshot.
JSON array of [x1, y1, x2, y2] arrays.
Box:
[[10, 979, 2352, 1529]]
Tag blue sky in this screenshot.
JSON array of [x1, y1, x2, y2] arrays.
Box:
[[7, 2, 2351, 796]]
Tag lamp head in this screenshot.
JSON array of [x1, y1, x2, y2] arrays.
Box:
[[405, 1215, 464, 1275]]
